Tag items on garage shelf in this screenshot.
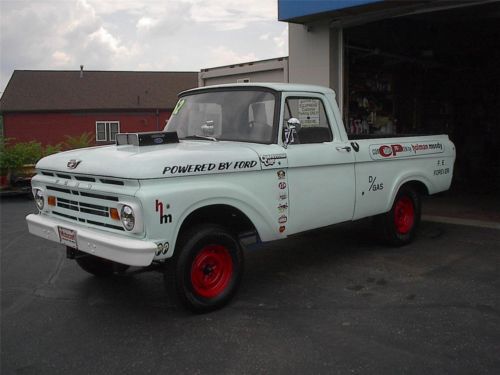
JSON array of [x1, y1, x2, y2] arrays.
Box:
[[347, 70, 397, 136]]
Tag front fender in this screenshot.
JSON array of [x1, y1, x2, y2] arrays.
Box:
[[168, 196, 277, 257], [136, 171, 282, 258]]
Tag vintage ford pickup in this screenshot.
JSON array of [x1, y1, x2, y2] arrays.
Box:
[[26, 83, 455, 312]]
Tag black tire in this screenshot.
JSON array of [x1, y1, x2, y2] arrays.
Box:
[[164, 224, 244, 313], [74, 250, 129, 277], [375, 186, 421, 246]]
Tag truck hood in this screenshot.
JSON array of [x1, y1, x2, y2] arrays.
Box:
[[36, 141, 283, 179]]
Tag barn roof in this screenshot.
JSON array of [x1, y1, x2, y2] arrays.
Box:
[[0, 70, 198, 112]]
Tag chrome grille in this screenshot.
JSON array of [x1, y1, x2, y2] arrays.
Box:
[[42, 175, 126, 232]]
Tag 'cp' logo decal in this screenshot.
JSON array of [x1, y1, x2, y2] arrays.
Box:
[[379, 144, 403, 157]]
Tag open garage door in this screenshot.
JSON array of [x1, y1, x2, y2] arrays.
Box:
[[343, 2, 500, 193]]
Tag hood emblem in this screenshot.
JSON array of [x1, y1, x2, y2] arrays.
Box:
[[67, 159, 82, 169]]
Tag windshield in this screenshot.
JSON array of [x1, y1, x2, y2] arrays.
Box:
[[165, 89, 277, 144]]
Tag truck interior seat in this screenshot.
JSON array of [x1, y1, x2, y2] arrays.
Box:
[[297, 127, 332, 144]]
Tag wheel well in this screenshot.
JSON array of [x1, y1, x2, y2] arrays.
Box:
[[178, 204, 257, 239], [400, 180, 429, 196]]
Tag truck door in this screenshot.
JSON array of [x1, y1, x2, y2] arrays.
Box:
[[282, 94, 355, 233]]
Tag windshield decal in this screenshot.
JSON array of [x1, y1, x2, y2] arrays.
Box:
[[172, 99, 185, 115]]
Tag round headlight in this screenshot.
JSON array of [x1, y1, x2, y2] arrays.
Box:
[[120, 205, 135, 231], [34, 189, 44, 210]]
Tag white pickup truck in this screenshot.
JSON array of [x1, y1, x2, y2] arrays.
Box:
[[26, 83, 455, 312]]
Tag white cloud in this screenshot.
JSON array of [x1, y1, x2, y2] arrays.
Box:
[[273, 26, 288, 55], [88, 26, 128, 55], [52, 51, 72, 66], [0, 0, 288, 93], [209, 46, 257, 67], [187, 0, 277, 30], [136, 17, 159, 32]]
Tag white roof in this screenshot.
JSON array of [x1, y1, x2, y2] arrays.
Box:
[[182, 82, 336, 96]]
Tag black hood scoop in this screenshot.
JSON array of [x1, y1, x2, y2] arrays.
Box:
[[116, 131, 179, 146]]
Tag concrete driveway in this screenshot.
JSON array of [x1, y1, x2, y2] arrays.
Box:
[[1, 196, 499, 374]]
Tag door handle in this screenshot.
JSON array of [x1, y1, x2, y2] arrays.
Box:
[[336, 146, 351, 152]]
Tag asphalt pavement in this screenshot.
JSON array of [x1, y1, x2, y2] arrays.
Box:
[[1, 196, 499, 375]]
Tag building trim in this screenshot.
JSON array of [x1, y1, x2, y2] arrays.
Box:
[[199, 57, 289, 86], [328, 0, 496, 28]]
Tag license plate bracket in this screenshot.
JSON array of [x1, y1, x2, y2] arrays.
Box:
[[58, 226, 78, 249]]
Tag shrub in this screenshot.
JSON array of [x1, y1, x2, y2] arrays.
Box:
[[0, 139, 42, 170], [44, 143, 63, 156], [63, 132, 94, 150], [0, 137, 62, 172]]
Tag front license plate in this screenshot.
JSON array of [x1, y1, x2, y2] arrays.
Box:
[[58, 226, 78, 248]]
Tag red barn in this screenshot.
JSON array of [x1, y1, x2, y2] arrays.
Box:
[[0, 69, 199, 146]]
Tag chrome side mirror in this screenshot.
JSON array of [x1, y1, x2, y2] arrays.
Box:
[[284, 117, 301, 148]]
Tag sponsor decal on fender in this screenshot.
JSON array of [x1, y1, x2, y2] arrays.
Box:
[[278, 203, 288, 213], [260, 153, 287, 167], [156, 199, 172, 224], [369, 141, 444, 160], [368, 176, 384, 192], [275, 167, 288, 233], [155, 242, 170, 256], [434, 168, 450, 176]]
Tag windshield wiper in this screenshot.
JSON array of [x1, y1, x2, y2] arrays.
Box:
[[183, 135, 218, 142]]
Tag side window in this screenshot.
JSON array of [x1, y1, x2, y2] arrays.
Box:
[[284, 98, 333, 144]]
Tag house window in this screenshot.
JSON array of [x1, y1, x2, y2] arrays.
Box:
[[96, 121, 120, 142]]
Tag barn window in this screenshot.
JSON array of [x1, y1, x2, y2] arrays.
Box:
[[96, 121, 120, 141]]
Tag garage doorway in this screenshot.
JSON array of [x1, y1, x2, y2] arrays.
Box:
[[343, 2, 500, 193]]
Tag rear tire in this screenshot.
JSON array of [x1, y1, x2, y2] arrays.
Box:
[[375, 186, 421, 246], [74, 250, 129, 277], [164, 224, 244, 313]]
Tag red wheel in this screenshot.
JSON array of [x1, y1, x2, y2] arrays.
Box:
[[394, 196, 415, 234], [375, 186, 421, 246], [164, 224, 244, 313], [190, 245, 233, 299]]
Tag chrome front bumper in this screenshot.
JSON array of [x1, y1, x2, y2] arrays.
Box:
[[26, 214, 156, 266]]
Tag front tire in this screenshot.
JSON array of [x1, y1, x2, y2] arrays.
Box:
[[165, 224, 244, 313], [375, 186, 421, 246]]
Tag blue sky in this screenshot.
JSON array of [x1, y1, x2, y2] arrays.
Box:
[[0, 0, 288, 94]]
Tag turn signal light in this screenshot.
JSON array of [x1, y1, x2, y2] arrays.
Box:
[[109, 208, 120, 221], [48, 196, 56, 206]]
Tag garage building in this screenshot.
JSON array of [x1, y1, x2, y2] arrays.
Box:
[[281, 0, 500, 193]]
